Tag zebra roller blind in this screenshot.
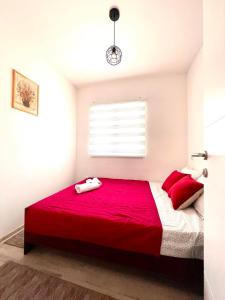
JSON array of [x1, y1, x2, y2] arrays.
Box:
[[89, 100, 147, 157]]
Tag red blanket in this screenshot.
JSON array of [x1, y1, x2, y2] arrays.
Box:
[[25, 178, 162, 256]]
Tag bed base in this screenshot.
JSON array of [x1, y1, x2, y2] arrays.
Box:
[[24, 232, 203, 285]]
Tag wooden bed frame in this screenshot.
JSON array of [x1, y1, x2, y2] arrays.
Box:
[[24, 232, 203, 285]]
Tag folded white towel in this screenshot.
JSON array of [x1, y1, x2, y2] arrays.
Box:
[[92, 177, 101, 184], [85, 177, 101, 185], [86, 178, 93, 184], [75, 178, 102, 194]]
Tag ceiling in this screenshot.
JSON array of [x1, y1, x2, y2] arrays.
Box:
[[1, 0, 202, 86]]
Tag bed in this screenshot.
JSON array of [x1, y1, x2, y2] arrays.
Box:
[[150, 182, 203, 259], [24, 178, 203, 281]]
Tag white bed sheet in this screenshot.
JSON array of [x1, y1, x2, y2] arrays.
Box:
[[149, 181, 203, 259]]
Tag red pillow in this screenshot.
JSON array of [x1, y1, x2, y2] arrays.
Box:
[[168, 176, 204, 210], [162, 170, 188, 193]]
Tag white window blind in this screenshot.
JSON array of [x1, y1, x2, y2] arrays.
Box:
[[89, 100, 147, 157]]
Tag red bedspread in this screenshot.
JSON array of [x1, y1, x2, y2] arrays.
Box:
[[25, 178, 162, 256]]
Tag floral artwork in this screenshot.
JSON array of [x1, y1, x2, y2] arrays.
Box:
[[12, 70, 39, 116]]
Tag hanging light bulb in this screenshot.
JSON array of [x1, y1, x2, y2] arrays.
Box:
[[106, 8, 122, 66]]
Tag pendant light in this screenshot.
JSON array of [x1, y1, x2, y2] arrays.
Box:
[[106, 7, 122, 66]]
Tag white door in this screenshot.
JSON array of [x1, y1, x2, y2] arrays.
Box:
[[204, 0, 225, 299]]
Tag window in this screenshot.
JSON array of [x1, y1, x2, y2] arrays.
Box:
[[89, 100, 147, 157]]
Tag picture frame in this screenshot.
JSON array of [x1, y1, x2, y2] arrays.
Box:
[[12, 69, 39, 116]]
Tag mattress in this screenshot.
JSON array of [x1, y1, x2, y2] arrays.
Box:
[[150, 181, 204, 259], [25, 178, 162, 256]]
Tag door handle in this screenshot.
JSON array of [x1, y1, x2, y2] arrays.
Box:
[[191, 150, 208, 160]]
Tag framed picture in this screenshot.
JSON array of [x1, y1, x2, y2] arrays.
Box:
[[12, 69, 39, 116]]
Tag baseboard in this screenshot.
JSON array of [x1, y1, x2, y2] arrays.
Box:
[[204, 271, 214, 300], [0, 225, 24, 243]]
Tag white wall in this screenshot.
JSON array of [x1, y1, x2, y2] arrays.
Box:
[[187, 49, 204, 170], [0, 53, 77, 239], [76, 74, 187, 182], [203, 0, 225, 299]]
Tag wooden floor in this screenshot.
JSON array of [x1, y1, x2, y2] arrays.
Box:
[[0, 241, 203, 300]]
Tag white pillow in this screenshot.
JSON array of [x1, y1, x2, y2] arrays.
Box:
[[197, 175, 205, 184], [193, 175, 204, 218], [193, 194, 204, 219], [181, 167, 202, 180]]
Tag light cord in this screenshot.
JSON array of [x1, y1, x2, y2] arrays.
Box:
[[113, 21, 115, 46]]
